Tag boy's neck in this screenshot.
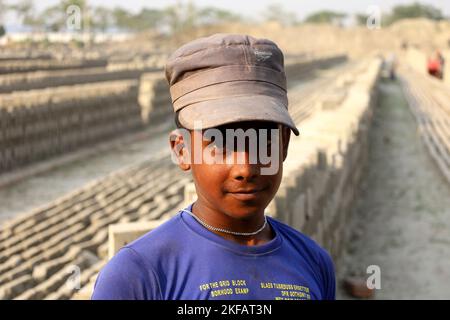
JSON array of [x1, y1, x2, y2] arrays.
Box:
[[191, 201, 275, 246]]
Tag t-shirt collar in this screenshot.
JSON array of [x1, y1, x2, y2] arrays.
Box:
[[179, 202, 283, 256]]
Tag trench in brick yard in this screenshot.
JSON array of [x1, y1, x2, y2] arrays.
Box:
[[336, 78, 450, 299]]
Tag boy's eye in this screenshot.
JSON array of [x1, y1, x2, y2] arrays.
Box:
[[211, 142, 230, 155], [204, 138, 226, 154], [203, 131, 277, 159], [207, 137, 273, 149]]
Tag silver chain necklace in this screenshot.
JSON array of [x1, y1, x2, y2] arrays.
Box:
[[181, 209, 267, 236]]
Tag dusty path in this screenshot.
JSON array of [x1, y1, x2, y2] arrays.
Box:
[[336, 79, 450, 299]]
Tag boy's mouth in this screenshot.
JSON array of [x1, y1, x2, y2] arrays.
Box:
[[227, 186, 268, 201]]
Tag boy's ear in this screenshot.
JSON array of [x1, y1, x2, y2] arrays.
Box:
[[169, 129, 191, 171], [281, 125, 291, 162]]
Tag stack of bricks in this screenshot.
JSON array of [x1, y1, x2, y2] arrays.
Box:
[[269, 58, 382, 263], [0, 80, 144, 173], [138, 72, 172, 125], [399, 66, 450, 184], [285, 55, 348, 83], [0, 67, 162, 93], [0, 155, 191, 299], [0, 59, 108, 75]]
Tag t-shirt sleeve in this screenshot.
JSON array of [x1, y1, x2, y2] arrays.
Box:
[[317, 249, 336, 300], [91, 246, 162, 300]]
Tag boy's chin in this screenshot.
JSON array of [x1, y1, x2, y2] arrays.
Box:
[[223, 199, 269, 220]]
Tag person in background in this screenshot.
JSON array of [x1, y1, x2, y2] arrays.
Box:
[[427, 50, 444, 80]]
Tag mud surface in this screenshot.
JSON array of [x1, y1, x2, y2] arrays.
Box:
[[337, 80, 450, 299]]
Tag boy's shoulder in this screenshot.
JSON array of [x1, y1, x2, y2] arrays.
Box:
[[269, 218, 336, 299], [269, 217, 334, 267], [91, 214, 185, 299], [124, 213, 186, 256]]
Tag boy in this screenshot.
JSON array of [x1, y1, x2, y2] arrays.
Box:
[[91, 34, 336, 300]]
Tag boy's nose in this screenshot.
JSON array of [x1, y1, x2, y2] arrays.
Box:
[[230, 151, 259, 181]]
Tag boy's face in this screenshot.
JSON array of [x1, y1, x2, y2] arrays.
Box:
[[169, 121, 291, 219]]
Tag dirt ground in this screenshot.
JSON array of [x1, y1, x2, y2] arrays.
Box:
[[336, 79, 450, 299]]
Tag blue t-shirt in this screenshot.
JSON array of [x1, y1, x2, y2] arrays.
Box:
[[92, 202, 336, 300]]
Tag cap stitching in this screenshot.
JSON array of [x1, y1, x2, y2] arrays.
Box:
[[241, 44, 249, 66], [169, 43, 279, 62]]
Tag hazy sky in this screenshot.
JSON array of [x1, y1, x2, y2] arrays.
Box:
[[33, 0, 450, 16], [5, 0, 450, 25]]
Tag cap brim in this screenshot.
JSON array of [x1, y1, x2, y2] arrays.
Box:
[[178, 95, 299, 136]]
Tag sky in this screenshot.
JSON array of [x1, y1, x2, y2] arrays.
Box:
[[4, 0, 450, 29]]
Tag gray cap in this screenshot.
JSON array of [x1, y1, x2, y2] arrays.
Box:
[[165, 33, 299, 136]]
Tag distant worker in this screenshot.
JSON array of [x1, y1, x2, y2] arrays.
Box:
[[427, 50, 444, 80], [385, 53, 397, 80]]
